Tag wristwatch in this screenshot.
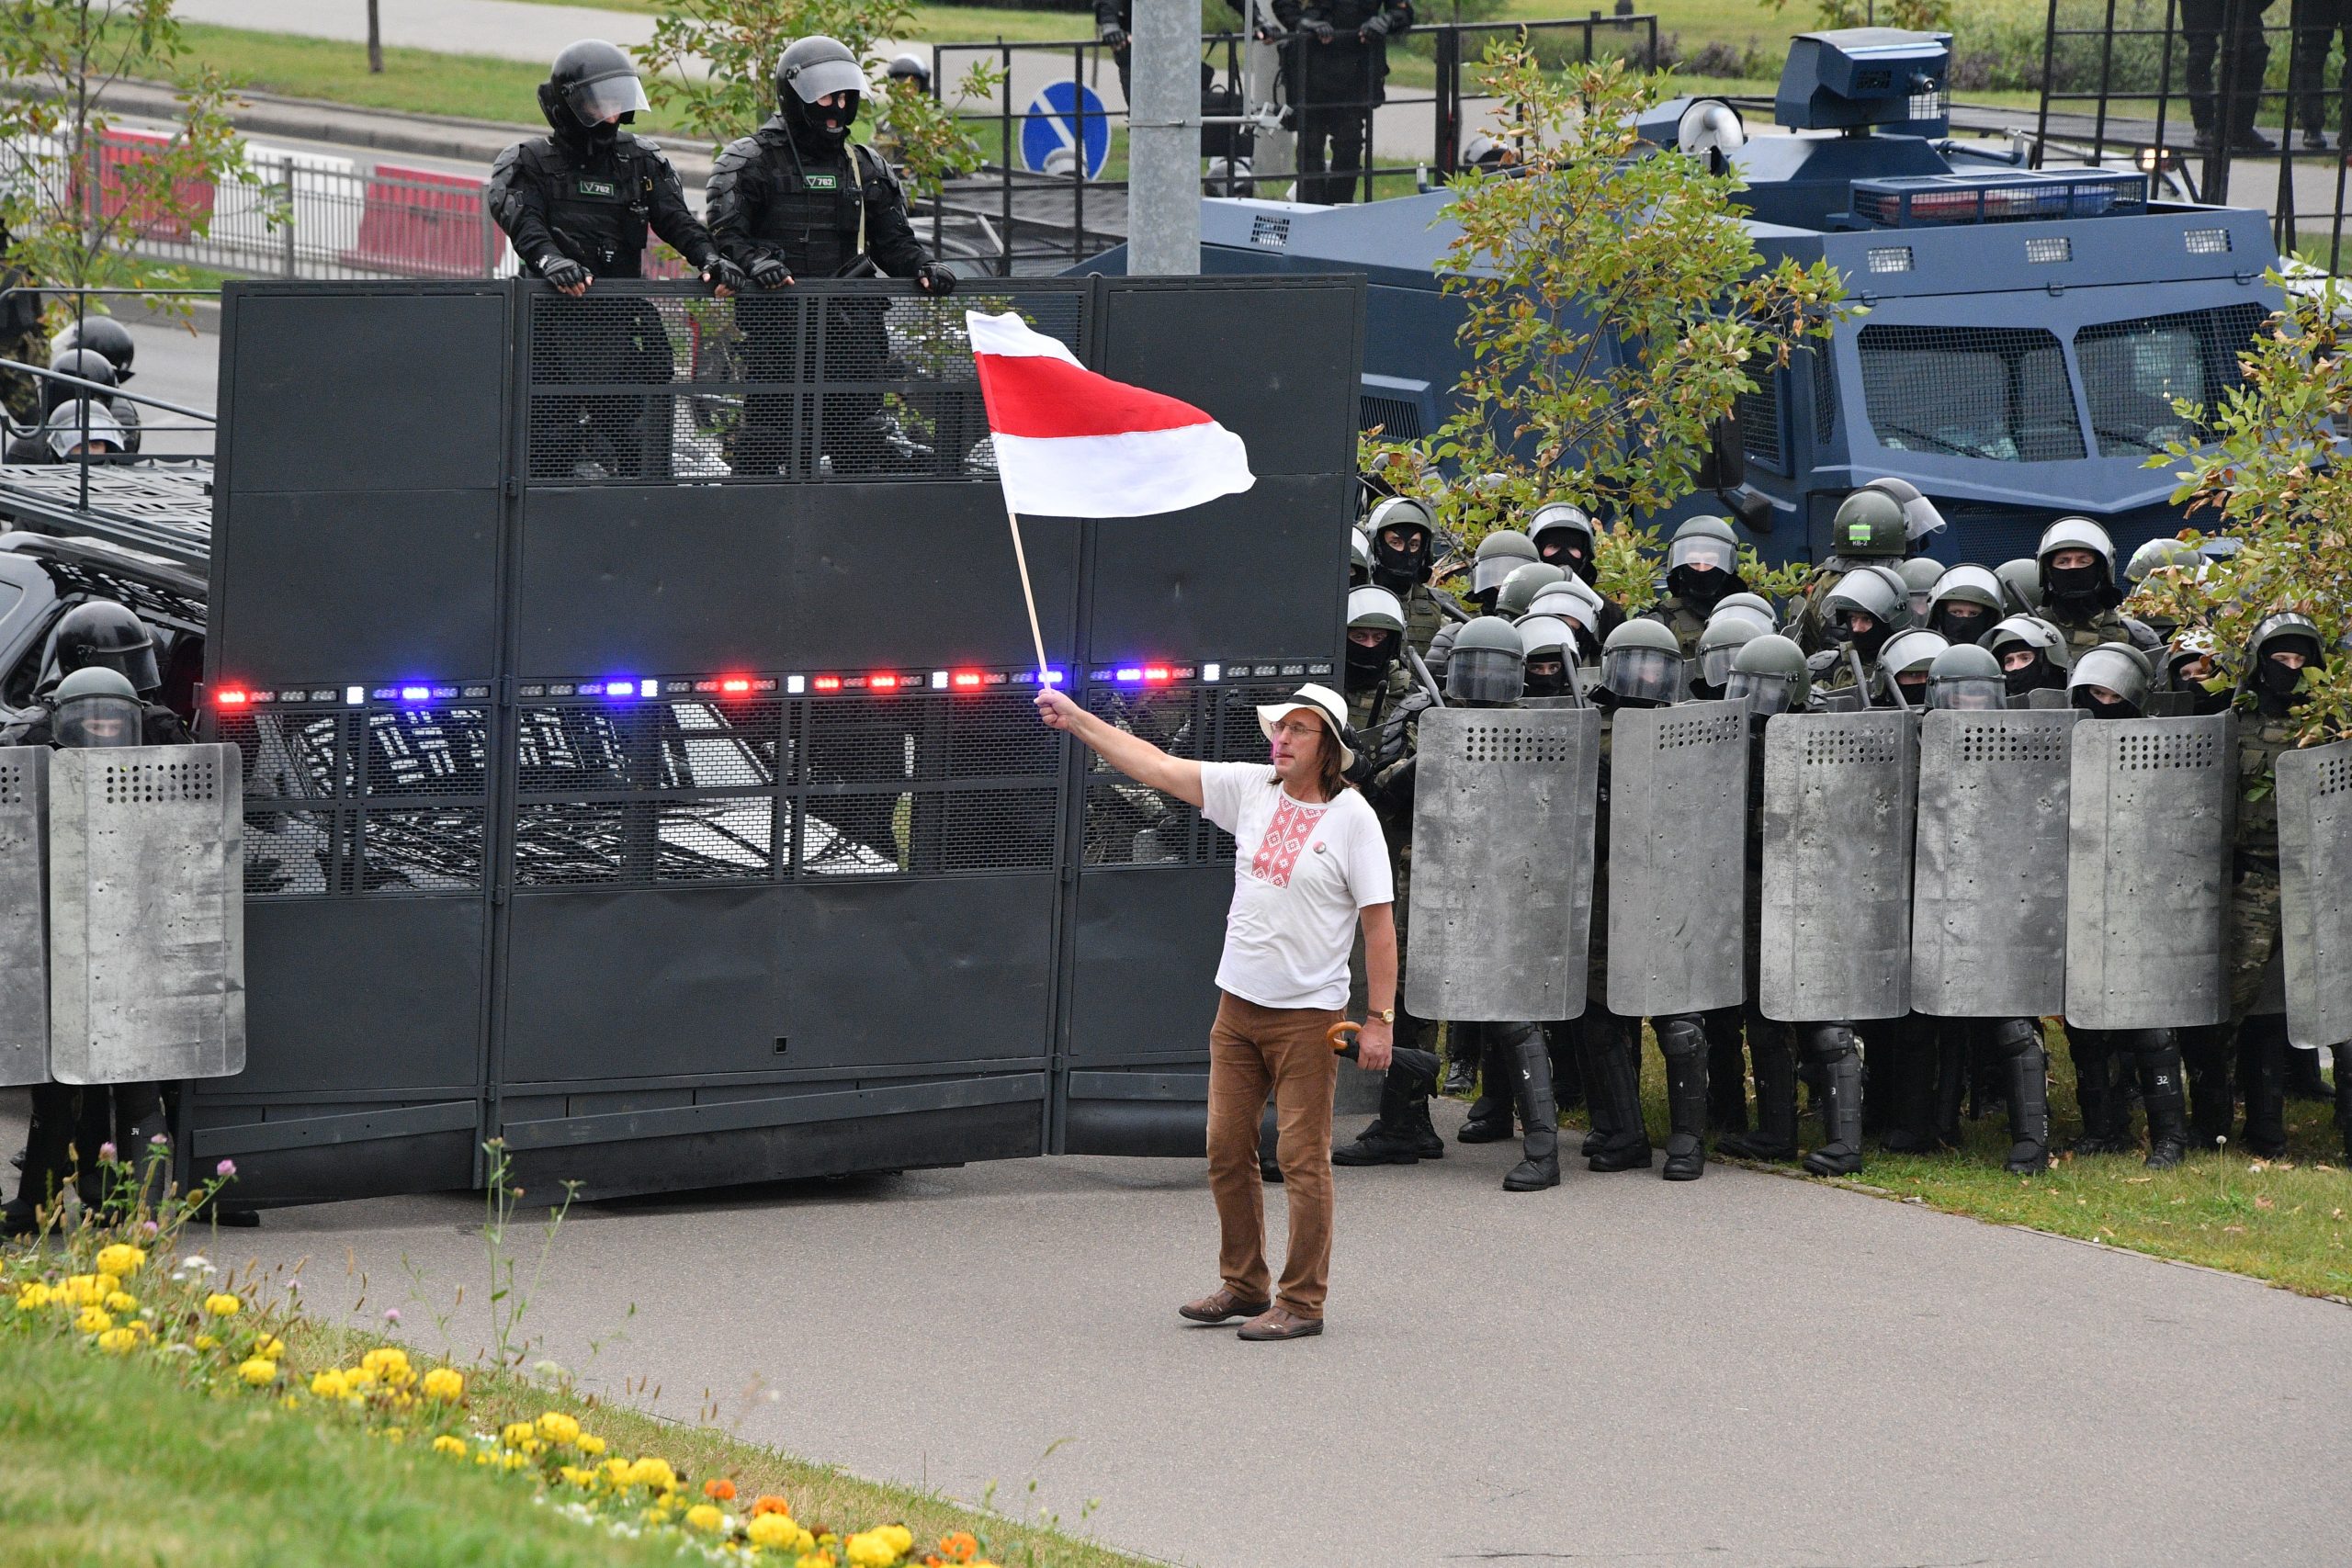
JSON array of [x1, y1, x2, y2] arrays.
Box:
[[1376, 1008, 1396, 1024]]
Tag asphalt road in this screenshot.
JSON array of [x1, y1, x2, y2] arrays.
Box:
[[6, 1089, 2344, 1567]]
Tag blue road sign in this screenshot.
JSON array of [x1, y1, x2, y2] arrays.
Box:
[[1019, 79, 1111, 180]]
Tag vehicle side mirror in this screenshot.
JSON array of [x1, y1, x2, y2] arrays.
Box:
[[1698, 412, 1747, 494]]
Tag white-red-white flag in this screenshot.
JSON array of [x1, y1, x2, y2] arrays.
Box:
[[967, 310, 1255, 518]]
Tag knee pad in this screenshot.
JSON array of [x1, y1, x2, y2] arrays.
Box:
[[1801, 1022, 1858, 1066], [1491, 1021, 1541, 1054], [1655, 1015, 1707, 1063], [2128, 1028, 2177, 1061], [1988, 1017, 2041, 1060]]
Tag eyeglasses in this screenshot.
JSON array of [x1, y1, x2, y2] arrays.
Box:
[[1269, 719, 1325, 740]]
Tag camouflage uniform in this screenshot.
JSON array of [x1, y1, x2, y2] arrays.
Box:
[[1351, 663, 1431, 1050], [1789, 558, 1880, 654], [2042, 602, 2140, 659], [2223, 714, 2296, 1027], [1642, 592, 1716, 660], [1397, 580, 1453, 661]]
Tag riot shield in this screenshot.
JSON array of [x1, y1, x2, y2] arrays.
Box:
[[1910, 709, 2077, 1019], [1405, 705, 1600, 1022], [1607, 700, 1750, 1017], [0, 748, 48, 1088], [49, 745, 245, 1085], [1759, 710, 1916, 1022], [2064, 715, 2232, 1031], [2278, 738, 2352, 1048]]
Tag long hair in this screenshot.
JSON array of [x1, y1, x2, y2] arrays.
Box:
[[1304, 719, 1350, 802]]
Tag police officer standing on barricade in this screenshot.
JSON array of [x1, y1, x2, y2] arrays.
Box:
[[1362, 494, 1453, 660], [707, 36, 957, 477], [1, 660, 187, 1235], [488, 40, 743, 479], [1273, 0, 1410, 205]]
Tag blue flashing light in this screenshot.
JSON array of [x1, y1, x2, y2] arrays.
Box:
[[399, 684, 431, 703], [605, 679, 638, 699], [1043, 668, 1065, 686], [1114, 666, 1144, 683]]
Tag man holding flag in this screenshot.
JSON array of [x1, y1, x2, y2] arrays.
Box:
[[970, 309, 1395, 1339]]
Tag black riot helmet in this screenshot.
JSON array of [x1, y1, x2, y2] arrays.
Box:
[[539, 39, 649, 141], [40, 347, 114, 417], [50, 314, 136, 385], [778, 36, 868, 149], [49, 600, 161, 694], [1446, 616, 1525, 706], [51, 666, 144, 750], [1363, 495, 1435, 590], [884, 51, 933, 94]]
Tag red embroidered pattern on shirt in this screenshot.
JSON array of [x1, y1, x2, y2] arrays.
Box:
[[1247, 796, 1327, 888]]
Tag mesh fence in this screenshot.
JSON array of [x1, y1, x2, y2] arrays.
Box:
[[522, 285, 1084, 483], [1855, 322, 2086, 463], [2075, 302, 2267, 457]]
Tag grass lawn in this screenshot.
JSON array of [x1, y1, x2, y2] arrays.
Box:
[[1566, 1023, 2352, 1300]]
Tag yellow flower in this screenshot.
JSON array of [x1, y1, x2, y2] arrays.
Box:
[[876, 1526, 913, 1558], [576, 1433, 605, 1457], [75, 1307, 114, 1335], [14, 1282, 52, 1310], [61, 1275, 107, 1306], [474, 1451, 493, 1467], [360, 1346, 408, 1376], [382, 1427, 404, 1443], [236, 1357, 280, 1386], [794, 1552, 836, 1568], [254, 1336, 286, 1359], [558, 1464, 594, 1488], [502, 1451, 531, 1472], [192, 1334, 219, 1351], [96, 1327, 139, 1354], [501, 1421, 536, 1449], [433, 1435, 468, 1457], [537, 1411, 581, 1445], [127, 1318, 152, 1337], [95, 1244, 146, 1277], [202, 1292, 242, 1318], [422, 1367, 464, 1403], [685, 1504, 727, 1533], [641, 1507, 673, 1527], [843, 1531, 899, 1568], [102, 1290, 137, 1314], [309, 1370, 349, 1399], [345, 1368, 379, 1392], [747, 1515, 810, 1552], [625, 1457, 677, 1493]]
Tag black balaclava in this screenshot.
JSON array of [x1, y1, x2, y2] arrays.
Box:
[[1344, 629, 1399, 693], [1930, 602, 1992, 642], [1372, 529, 1429, 593], [785, 86, 858, 153], [2256, 638, 2322, 717], [2004, 652, 2055, 697], [1523, 660, 1566, 698], [1845, 613, 1893, 662]]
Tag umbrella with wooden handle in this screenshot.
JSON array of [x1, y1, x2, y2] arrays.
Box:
[[1327, 1020, 1440, 1092]]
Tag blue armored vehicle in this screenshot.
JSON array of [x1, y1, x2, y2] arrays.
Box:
[[1081, 27, 2285, 567]]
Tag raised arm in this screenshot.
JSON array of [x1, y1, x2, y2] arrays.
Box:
[[1035, 688, 1204, 807]]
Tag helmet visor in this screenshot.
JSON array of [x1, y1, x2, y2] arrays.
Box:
[[55, 694, 142, 749], [1601, 647, 1682, 706], [1724, 669, 1795, 716], [1471, 555, 1525, 595], [567, 71, 650, 126], [1668, 536, 1735, 574], [786, 56, 869, 104], [1698, 644, 1746, 689], [1928, 675, 2007, 711], [1447, 646, 1524, 705]]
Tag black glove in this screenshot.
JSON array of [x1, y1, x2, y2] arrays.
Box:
[[703, 255, 748, 293], [1359, 12, 1391, 37], [749, 255, 794, 289], [916, 263, 957, 296], [1342, 749, 1376, 788], [539, 254, 591, 291], [1098, 22, 1127, 49], [1309, 19, 1336, 41]]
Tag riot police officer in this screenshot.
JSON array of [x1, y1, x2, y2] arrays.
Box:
[[1713, 634, 1815, 1164], [1349, 527, 1373, 588], [49, 313, 136, 390], [1995, 557, 2043, 616], [1527, 576, 1611, 671], [1690, 611, 1759, 701], [2060, 642, 2192, 1167], [1528, 502, 1599, 585], [1985, 614, 2070, 700], [1644, 515, 1748, 656], [487, 40, 741, 479], [1814, 564, 1907, 698], [708, 36, 956, 477], [1925, 564, 2004, 645], [1876, 627, 1948, 708], [1466, 529, 1538, 615], [1272, 0, 1412, 204], [2036, 517, 2160, 656], [43, 346, 139, 454], [1494, 560, 1565, 621], [1790, 486, 1908, 653], [1, 666, 184, 1235], [1363, 494, 1453, 658], [6, 602, 184, 742]]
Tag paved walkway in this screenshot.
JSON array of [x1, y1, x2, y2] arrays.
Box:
[[10, 1089, 2339, 1568]]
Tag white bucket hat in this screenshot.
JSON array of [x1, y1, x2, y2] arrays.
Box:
[[1254, 682, 1354, 771]]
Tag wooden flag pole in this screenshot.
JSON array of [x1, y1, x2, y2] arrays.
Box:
[[1002, 498, 1052, 686]]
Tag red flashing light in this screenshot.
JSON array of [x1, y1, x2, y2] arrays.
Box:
[[1143, 665, 1172, 684], [215, 689, 250, 707], [812, 675, 842, 693], [718, 677, 752, 695], [951, 671, 984, 690], [870, 673, 899, 691]]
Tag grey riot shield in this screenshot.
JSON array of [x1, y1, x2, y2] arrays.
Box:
[[48, 744, 245, 1084], [1910, 709, 2077, 1019], [1406, 705, 1600, 1022], [2279, 739, 2352, 1048], [1759, 710, 1917, 1022], [2064, 715, 2233, 1031], [1607, 700, 1750, 1017], [0, 748, 47, 1088]]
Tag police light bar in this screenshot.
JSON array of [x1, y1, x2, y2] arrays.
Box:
[[215, 688, 249, 707]]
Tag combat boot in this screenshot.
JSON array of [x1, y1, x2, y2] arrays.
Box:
[[2286, 1032, 2333, 1100], [1582, 1012, 1653, 1172], [1990, 1018, 2049, 1175], [1717, 1023, 1799, 1161], [2137, 1032, 2191, 1170], [1502, 1025, 1560, 1191], [2239, 1015, 2288, 1159], [2067, 1032, 2132, 1156], [1457, 1028, 1516, 1144], [1333, 1067, 1438, 1166], [1441, 1022, 1478, 1097], [1572, 1016, 1614, 1157], [1801, 1026, 1865, 1178], [1877, 1018, 1939, 1155], [1704, 1009, 1748, 1136], [2182, 1024, 2234, 1151], [1657, 1016, 1709, 1181]]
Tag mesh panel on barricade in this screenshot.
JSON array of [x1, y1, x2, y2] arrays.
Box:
[[522, 286, 1085, 483], [1856, 322, 2085, 462]]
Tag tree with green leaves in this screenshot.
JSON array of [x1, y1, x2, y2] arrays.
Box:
[[634, 0, 1001, 199], [2135, 270, 2352, 742], [1761, 0, 1954, 31], [1360, 52, 1849, 602]]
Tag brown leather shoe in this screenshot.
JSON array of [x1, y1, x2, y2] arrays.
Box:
[[1179, 1288, 1271, 1324], [1236, 1305, 1324, 1341]]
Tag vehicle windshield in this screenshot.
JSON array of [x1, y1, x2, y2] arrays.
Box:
[[1858, 323, 2084, 463], [2074, 305, 2267, 457]]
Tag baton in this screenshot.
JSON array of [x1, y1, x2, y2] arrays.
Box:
[[1327, 1020, 1440, 1089], [1846, 644, 1872, 706], [1404, 646, 1446, 706]]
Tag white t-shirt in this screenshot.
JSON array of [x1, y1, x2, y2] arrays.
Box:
[[1198, 761, 1394, 1011]]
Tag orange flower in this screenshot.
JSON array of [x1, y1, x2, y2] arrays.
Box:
[[752, 1495, 793, 1517], [938, 1532, 979, 1563], [703, 1477, 736, 1502]]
